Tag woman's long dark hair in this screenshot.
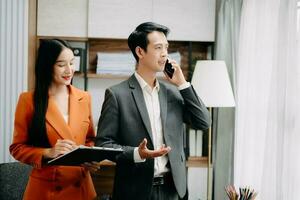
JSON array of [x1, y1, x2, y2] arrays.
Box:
[[28, 39, 72, 147]]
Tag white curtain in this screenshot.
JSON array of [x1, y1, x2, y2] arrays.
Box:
[[234, 0, 300, 199], [213, 0, 242, 199]]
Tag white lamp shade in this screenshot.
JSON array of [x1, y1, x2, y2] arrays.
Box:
[[191, 60, 235, 107]]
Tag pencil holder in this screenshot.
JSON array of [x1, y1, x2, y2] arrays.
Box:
[[225, 185, 257, 200]]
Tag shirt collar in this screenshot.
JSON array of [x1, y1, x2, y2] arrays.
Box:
[[134, 72, 160, 92]]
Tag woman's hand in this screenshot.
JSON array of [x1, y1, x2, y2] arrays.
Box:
[[43, 139, 77, 159]]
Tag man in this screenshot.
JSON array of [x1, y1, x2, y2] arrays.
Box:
[[96, 22, 211, 200]]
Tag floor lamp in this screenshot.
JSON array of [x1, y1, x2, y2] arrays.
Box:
[[191, 60, 235, 200]]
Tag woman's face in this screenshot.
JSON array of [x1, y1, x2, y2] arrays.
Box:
[[52, 48, 75, 86]]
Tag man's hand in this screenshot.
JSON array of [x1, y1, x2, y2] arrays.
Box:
[[164, 59, 187, 87], [138, 138, 171, 159], [82, 161, 101, 173]]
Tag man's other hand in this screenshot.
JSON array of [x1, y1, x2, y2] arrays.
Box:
[[138, 138, 171, 159]]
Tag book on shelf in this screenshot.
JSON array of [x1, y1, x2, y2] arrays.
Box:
[[95, 51, 181, 75], [189, 129, 196, 156], [47, 145, 123, 166], [96, 51, 135, 75], [189, 129, 203, 157]]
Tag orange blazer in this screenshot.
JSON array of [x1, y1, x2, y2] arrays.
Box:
[[10, 85, 96, 200]]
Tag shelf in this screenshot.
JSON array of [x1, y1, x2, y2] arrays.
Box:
[[87, 73, 130, 79], [73, 72, 84, 77], [74, 72, 170, 80], [37, 36, 88, 42], [74, 68, 168, 80], [87, 39, 210, 81], [186, 156, 209, 168], [73, 71, 131, 79]]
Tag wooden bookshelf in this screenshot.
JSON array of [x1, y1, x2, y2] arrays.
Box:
[[88, 39, 209, 81]]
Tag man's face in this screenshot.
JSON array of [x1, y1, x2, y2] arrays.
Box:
[[140, 31, 169, 72]]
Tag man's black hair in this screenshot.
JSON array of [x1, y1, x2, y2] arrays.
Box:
[[128, 22, 169, 62]]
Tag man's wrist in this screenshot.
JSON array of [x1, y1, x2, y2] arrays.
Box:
[[134, 147, 146, 163], [178, 82, 191, 90]]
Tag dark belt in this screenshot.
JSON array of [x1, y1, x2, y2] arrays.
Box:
[[152, 172, 173, 186]]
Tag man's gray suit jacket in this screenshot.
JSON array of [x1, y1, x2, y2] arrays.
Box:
[[96, 75, 210, 200]]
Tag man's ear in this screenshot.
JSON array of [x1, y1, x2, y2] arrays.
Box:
[[135, 46, 144, 59]]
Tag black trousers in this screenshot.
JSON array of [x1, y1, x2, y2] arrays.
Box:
[[149, 174, 180, 200]]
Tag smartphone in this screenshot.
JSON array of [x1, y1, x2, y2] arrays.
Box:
[[164, 59, 174, 78]]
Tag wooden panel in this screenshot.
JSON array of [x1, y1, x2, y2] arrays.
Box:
[[37, 0, 88, 37], [153, 0, 216, 41], [88, 0, 152, 39]]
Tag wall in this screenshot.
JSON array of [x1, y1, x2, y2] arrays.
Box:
[[72, 77, 124, 126], [0, 0, 28, 163]]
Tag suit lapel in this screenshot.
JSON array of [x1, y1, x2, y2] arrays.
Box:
[[129, 75, 153, 143], [158, 82, 168, 133], [68, 85, 84, 137], [46, 95, 73, 140]]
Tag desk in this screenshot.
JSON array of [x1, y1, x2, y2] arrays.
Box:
[[91, 160, 115, 199]]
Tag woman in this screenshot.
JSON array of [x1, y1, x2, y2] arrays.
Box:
[[10, 39, 97, 200]]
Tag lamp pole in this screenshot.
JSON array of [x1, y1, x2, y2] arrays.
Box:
[[191, 60, 235, 200], [207, 107, 212, 200]]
